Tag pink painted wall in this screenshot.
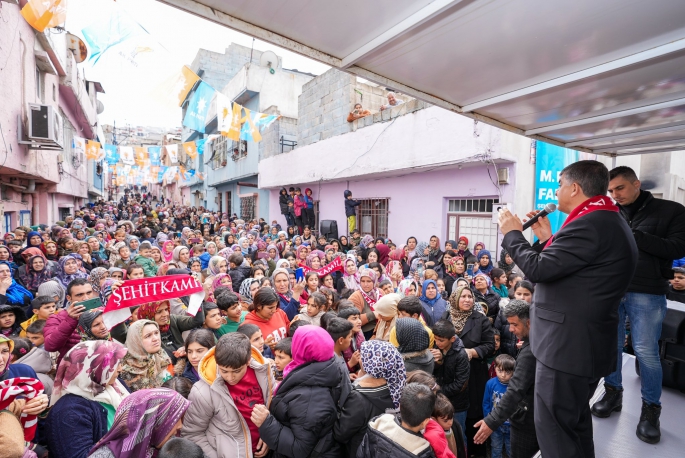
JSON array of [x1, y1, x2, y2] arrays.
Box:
[[268, 164, 516, 243]]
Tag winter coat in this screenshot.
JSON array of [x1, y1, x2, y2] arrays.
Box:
[[229, 265, 253, 293], [15, 346, 54, 395], [334, 384, 395, 458], [419, 296, 448, 327], [356, 414, 436, 458], [493, 309, 517, 358], [433, 338, 470, 413], [182, 347, 274, 458], [617, 190, 685, 295], [484, 340, 536, 431], [44, 308, 82, 367], [278, 294, 300, 321], [472, 287, 500, 319], [45, 394, 109, 458], [345, 198, 361, 217], [258, 357, 343, 458], [133, 254, 158, 277], [402, 350, 435, 374], [293, 195, 306, 217], [279, 189, 291, 215], [458, 312, 495, 418]]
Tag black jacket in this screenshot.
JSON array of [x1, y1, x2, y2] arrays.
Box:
[[356, 415, 436, 458], [433, 338, 470, 412], [472, 287, 500, 319], [617, 190, 685, 295], [494, 310, 517, 358], [484, 340, 536, 431], [259, 358, 343, 458], [345, 198, 361, 217], [503, 209, 637, 378], [334, 385, 395, 458], [279, 189, 291, 215], [458, 312, 495, 417]]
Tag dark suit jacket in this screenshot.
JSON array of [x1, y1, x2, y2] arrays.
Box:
[[503, 210, 637, 378]]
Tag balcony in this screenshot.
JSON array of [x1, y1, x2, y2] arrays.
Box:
[[60, 52, 97, 136]]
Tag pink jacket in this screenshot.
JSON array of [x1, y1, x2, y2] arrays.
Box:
[[44, 309, 81, 367], [293, 195, 306, 217]]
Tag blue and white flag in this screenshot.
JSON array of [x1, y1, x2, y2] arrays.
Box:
[[183, 81, 214, 133], [104, 144, 119, 164], [148, 146, 161, 165]]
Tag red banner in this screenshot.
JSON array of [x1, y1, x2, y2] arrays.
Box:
[[301, 256, 344, 277], [103, 275, 204, 329]]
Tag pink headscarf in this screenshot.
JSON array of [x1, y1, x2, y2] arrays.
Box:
[[161, 240, 175, 262], [282, 325, 334, 380]]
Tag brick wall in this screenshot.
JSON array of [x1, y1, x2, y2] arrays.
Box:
[[190, 43, 263, 93]]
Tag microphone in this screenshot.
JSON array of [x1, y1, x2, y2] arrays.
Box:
[[522, 203, 556, 230]]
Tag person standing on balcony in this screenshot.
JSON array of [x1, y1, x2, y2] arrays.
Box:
[[293, 188, 306, 235], [303, 188, 316, 231], [344, 190, 361, 236], [279, 188, 295, 228]]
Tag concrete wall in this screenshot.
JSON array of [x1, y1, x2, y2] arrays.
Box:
[[190, 43, 262, 95]]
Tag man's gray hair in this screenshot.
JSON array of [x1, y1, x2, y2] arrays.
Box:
[[503, 299, 530, 321]]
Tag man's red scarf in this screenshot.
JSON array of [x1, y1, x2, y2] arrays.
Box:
[[544, 195, 618, 250]]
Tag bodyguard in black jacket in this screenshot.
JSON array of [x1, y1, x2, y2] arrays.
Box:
[[499, 161, 637, 458]]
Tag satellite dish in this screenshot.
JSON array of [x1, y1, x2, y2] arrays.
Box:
[[97, 100, 105, 114], [259, 51, 279, 74], [66, 33, 88, 63]]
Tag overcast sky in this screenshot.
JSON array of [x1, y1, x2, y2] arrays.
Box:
[[67, 0, 330, 129]]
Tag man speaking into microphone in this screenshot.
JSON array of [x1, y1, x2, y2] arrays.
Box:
[[498, 160, 637, 458]]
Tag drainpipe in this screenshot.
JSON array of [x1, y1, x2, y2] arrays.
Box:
[[24, 180, 38, 225]]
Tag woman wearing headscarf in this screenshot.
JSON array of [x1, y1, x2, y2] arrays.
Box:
[[86, 236, 108, 267], [119, 319, 172, 392], [419, 279, 448, 327], [338, 257, 360, 293], [44, 306, 112, 368], [0, 245, 17, 271], [449, 285, 495, 455], [253, 325, 343, 458], [473, 242, 485, 259], [272, 267, 304, 321], [87, 388, 189, 458], [55, 254, 89, 289], [199, 241, 216, 270], [0, 260, 33, 308], [424, 235, 444, 276], [348, 268, 382, 340], [334, 339, 405, 458], [25, 231, 43, 249], [395, 317, 435, 373], [37, 279, 66, 308], [45, 341, 129, 458], [372, 293, 400, 341], [161, 240, 175, 262], [471, 272, 500, 319], [150, 246, 164, 266], [126, 235, 140, 257], [13, 254, 55, 295], [88, 268, 109, 302], [474, 249, 494, 275], [172, 246, 190, 269], [397, 278, 419, 299], [409, 241, 430, 279]]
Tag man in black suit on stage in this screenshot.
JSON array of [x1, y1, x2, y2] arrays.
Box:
[[498, 160, 638, 458]]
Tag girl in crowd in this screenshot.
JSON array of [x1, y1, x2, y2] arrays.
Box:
[[243, 288, 291, 353], [174, 328, 216, 384]]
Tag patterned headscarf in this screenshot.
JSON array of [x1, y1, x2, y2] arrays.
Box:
[[119, 320, 171, 392], [211, 273, 232, 291], [359, 235, 374, 250], [397, 278, 418, 299], [395, 318, 429, 354], [88, 388, 189, 458], [207, 255, 226, 277], [89, 267, 109, 296], [239, 278, 258, 303], [305, 250, 325, 269], [137, 301, 170, 333], [17, 255, 54, 292], [449, 286, 474, 335], [360, 340, 406, 409], [51, 340, 128, 409]]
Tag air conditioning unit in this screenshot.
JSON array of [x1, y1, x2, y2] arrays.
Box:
[[28, 103, 63, 148], [497, 167, 510, 184]]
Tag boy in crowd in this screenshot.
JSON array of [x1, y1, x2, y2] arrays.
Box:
[[182, 333, 274, 458], [431, 320, 470, 444], [25, 320, 46, 349], [133, 241, 158, 277], [350, 229, 362, 248], [358, 383, 437, 458], [393, 296, 434, 348], [336, 307, 364, 373], [273, 337, 292, 381], [237, 323, 267, 356], [21, 296, 56, 336], [483, 354, 516, 458], [327, 318, 356, 385], [667, 267, 685, 303], [433, 394, 463, 458], [214, 288, 247, 335], [344, 190, 361, 235]]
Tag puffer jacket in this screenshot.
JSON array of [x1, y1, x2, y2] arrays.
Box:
[[618, 190, 685, 295], [44, 308, 81, 367], [15, 347, 54, 395], [279, 189, 291, 215], [259, 357, 343, 458], [433, 337, 470, 413], [181, 347, 274, 458], [356, 414, 436, 458], [133, 254, 158, 277]]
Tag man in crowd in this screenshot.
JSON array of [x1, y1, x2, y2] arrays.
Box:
[[592, 166, 685, 443], [499, 160, 637, 457]]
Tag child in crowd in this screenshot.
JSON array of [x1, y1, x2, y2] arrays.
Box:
[[668, 267, 685, 303], [273, 337, 292, 381], [378, 279, 394, 295], [487, 329, 501, 379], [215, 289, 247, 335], [0, 304, 25, 337], [21, 296, 56, 336], [133, 241, 159, 277], [424, 393, 457, 458], [433, 393, 464, 458], [431, 319, 470, 445], [10, 336, 54, 395], [393, 296, 435, 348], [126, 263, 145, 279], [202, 302, 223, 336], [288, 319, 310, 338], [337, 307, 364, 373], [483, 354, 516, 458], [237, 323, 266, 355], [436, 278, 448, 300], [490, 268, 508, 298], [296, 291, 327, 326], [114, 245, 132, 269], [25, 320, 46, 348], [327, 317, 356, 383], [344, 190, 361, 235], [182, 332, 274, 458], [350, 229, 361, 247]]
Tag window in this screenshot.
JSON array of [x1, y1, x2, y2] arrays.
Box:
[[448, 198, 499, 213], [356, 198, 389, 239], [225, 191, 232, 216], [35, 68, 44, 102], [212, 136, 228, 169], [52, 83, 56, 102], [240, 194, 256, 221], [231, 140, 248, 161]]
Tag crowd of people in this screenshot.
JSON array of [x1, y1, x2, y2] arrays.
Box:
[[2, 161, 683, 458]]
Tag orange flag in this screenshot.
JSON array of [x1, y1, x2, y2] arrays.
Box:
[[134, 147, 148, 166], [86, 140, 101, 160], [183, 141, 197, 159], [21, 0, 66, 32]]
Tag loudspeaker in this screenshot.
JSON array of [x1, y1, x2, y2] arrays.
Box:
[[320, 220, 338, 241]]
